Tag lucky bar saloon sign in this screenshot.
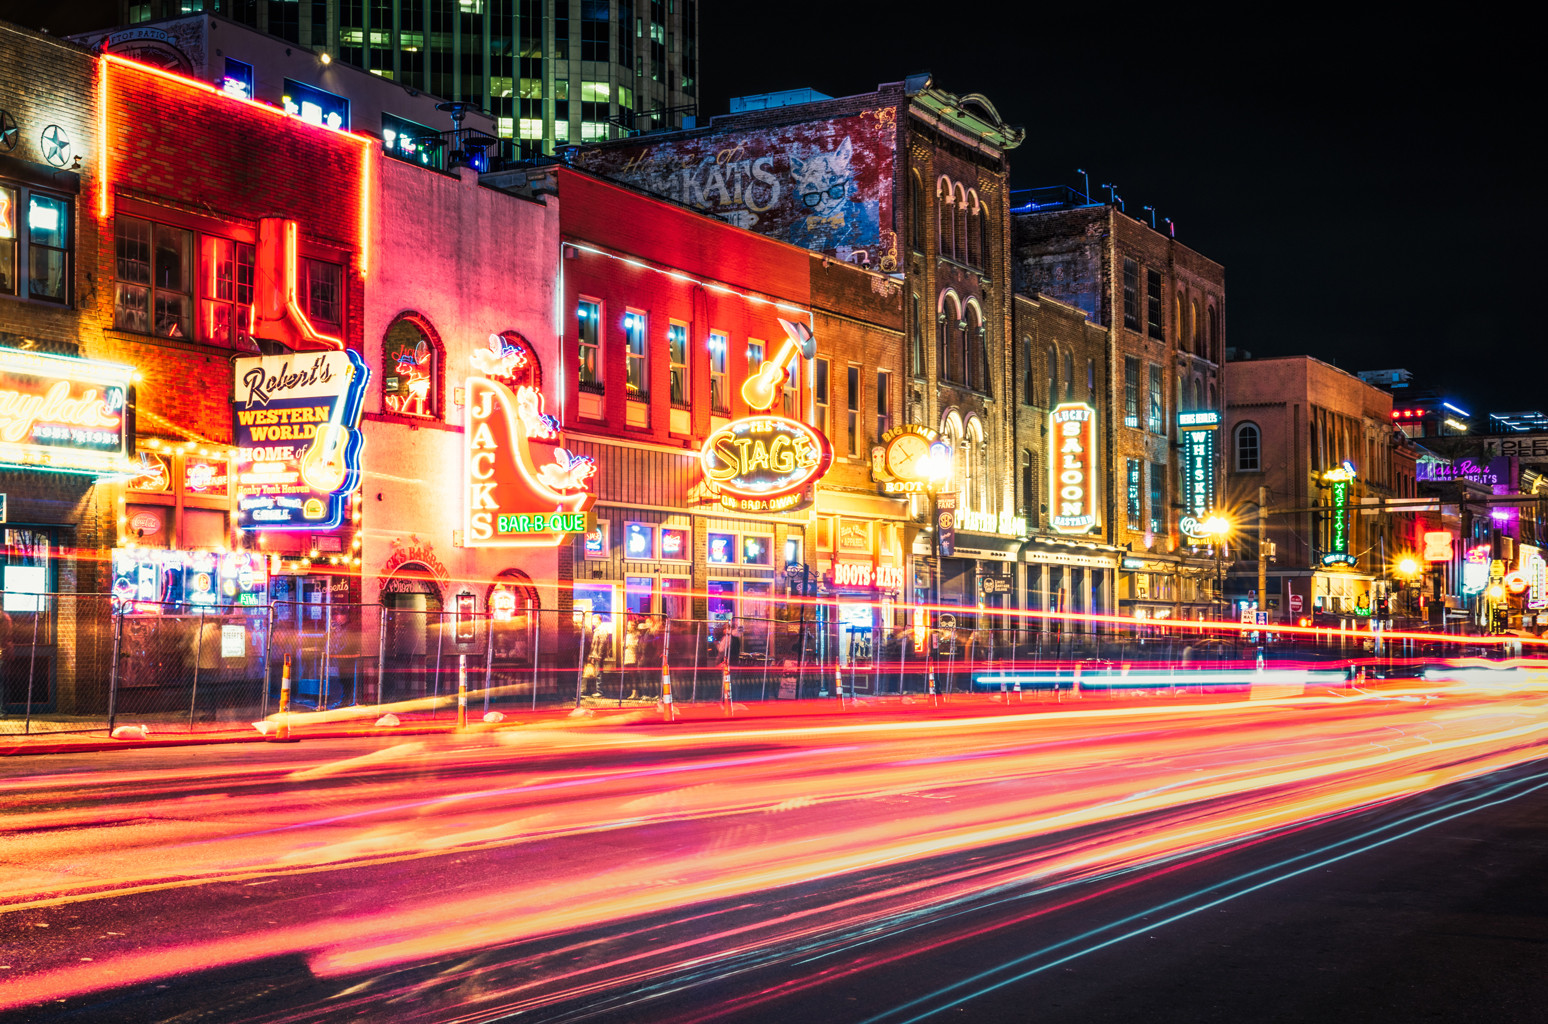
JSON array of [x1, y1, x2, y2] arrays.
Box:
[[0, 349, 136, 475], [232, 352, 369, 530], [1049, 403, 1098, 534]]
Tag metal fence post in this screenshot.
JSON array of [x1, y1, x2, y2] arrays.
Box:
[[23, 595, 42, 736], [690, 621, 702, 704], [483, 611, 494, 713], [431, 608, 444, 718], [320, 600, 333, 711], [189, 607, 205, 732], [107, 603, 124, 733], [530, 610, 541, 711], [376, 603, 387, 707], [261, 601, 276, 719]]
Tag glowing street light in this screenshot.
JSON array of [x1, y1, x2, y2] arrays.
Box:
[[1202, 512, 1231, 621], [1396, 556, 1420, 579]]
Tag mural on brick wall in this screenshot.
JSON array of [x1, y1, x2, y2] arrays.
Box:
[[576, 108, 897, 268]]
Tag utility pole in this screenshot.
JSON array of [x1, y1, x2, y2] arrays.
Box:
[[1258, 485, 1269, 621]]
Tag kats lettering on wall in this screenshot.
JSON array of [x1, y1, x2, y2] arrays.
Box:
[[574, 110, 896, 267], [1049, 403, 1098, 534], [464, 333, 596, 547], [232, 351, 369, 531], [0, 348, 136, 475]]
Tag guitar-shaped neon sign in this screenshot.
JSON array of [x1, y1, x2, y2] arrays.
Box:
[[298, 362, 359, 496], [740, 317, 816, 411]]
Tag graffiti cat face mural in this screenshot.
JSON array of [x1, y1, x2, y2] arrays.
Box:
[[784, 137, 881, 263]]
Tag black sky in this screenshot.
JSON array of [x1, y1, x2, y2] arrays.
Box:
[[703, 7, 1546, 418]]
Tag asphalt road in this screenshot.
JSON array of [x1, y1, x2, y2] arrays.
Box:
[[4, 683, 1548, 1023]]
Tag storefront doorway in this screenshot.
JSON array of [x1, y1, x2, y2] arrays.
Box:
[[380, 567, 445, 702]]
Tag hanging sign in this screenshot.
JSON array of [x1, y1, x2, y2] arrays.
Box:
[[0, 349, 136, 476], [1422, 530, 1454, 562], [1320, 464, 1355, 567], [465, 333, 596, 547], [1048, 403, 1098, 534], [1523, 544, 1548, 611], [232, 351, 369, 531], [937, 492, 957, 557], [127, 451, 172, 493], [873, 424, 944, 495], [1178, 411, 1219, 541], [701, 414, 832, 513]]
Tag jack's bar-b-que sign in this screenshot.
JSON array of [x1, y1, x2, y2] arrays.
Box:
[[0, 348, 136, 476], [232, 352, 369, 531]]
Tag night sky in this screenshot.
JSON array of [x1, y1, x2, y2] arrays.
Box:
[[703, 9, 1546, 419]]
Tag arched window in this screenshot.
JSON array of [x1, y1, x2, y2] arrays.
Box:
[[1208, 381, 1217, 410], [1207, 304, 1219, 362], [1020, 448, 1036, 522], [1046, 346, 1059, 407], [1063, 351, 1074, 401], [382, 312, 442, 419], [1192, 376, 1204, 412], [979, 204, 991, 275], [940, 410, 964, 503], [936, 178, 951, 256], [964, 192, 979, 268], [1087, 358, 1096, 402], [939, 291, 962, 383], [1021, 336, 1035, 405], [1175, 293, 1184, 348], [910, 170, 925, 252], [1190, 300, 1199, 351], [964, 300, 985, 392], [1234, 422, 1261, 472], [964, 416, 986, 513]]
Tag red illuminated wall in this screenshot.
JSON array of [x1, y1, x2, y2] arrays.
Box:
[[94, 57, 370, 445], [557, 168, 812, 447]]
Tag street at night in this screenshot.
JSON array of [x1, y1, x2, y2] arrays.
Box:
[[6, 671, 1548, 1021]]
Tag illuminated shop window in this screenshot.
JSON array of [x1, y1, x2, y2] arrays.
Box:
[[625, 310, 648, 399], [221, 58, 254, 100], [624, 522, 655, 559], [114, 217, 190, 337], [813, 357, 829, 434], [580, 121, 610, 141], [199, 236, 254, 348], [382, 112, 442, 169], [707, 579, 736, 621], [785, 536, 803, 567], [1126, 459, 1141, 531], [554, 120, 570, 143], [661, 576, 689, 619], [741, 535, 772, 566], [382, 315, 441, 418], [782, 356, 798, 418], [668, 321, 689, 407], [282, 78, 350, 130], [707, 532, 735, 565], [518, 118, 545, 140], [577, 300, 602, 392], [582, 520, 610, 558], [708, 331, 728, 412], [301, 258, 343, 328], [625, 575, 655, 616], [660, 527, 689, 560]]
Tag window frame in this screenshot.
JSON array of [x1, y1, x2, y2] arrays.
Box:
[[813, 356, 830, 435], [624, 308, 648, 400], [1122, 258, 1139, 331], [707, 329, 729, 412], [623, 521, 657, 560], [1123, 357, 1140, 429], [1145, 268, 1163, 340], [667, 319, 689, 408], [1147, 363, 1163, 433], [576, 298, 603, 393], [875, 368, 892, 445], [2, 183, 74, 305], [846, 363, 861, 457], [381, 313, 443, 420], [1234, 422, 1262, 473]]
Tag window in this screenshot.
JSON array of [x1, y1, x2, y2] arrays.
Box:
[[1207, 305, 1219, 362], [1122, 258, 1139, 331], [782, 356, 799, 418], [910, 293, 925, 376], [301, 258, 342, 328], [814, 357, 830, 434], [6, 191, 69, 304], [742, 535, 773, 566], [1191, 300, 1200, 351], [624, 522, 656, 559], [1124, 357, 1140, 428], [1148, 363, 1163, 433], [1021, 337, 1034, 405], [661, 576, 690, 620], [625, 310, 647, 399], [1126, 459, 1141, 530], [1064, 350, 1074, 401], [625, 575, 655, 616], [876, 369, 892, 443], [1021, 448, 1036, 521], [1146, 269, 1163, 339], [382, 111, 441, 169], [1046, 347, 1058, 407], [1235, 422, 1261, 472], [660, 527, 689, 560], [0, 184, 15, 296], [784, 535, 803, 567], [706, 331, 728, 412], [582, 520, 610, 558], [707, 532, 736, 565], [1149, 461, 1165, 535], [382, 316, 439, 418], [909, 171, 925, 251], [668, 321, 689, 406], [1087, 359, 1096, 402], [580, 0, 610, 60], [282, 78, 350, 130], [707, 579, 736, 620], [200, 236, 253, 349], [846, 364, 861, 455], [747, 340, 764, 398], [1175, 293, 1184, 345], [577, 300, 602, 392], [114, 217, 190, 338]]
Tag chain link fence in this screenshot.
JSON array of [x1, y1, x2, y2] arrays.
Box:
[[1, 593, 1476, 738]]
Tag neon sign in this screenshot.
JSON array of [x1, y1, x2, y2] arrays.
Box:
[[741, 318, 815, 411], [700, 414, 832, 513], [1179, 412, 1218, 541], [232, 351, 369, 531], [385, 338, 433, 417], [1525, 545, 1548, 610], [1048, 403, 1098, 534], [873, 424, 944, 495], [0, 349, 136, 476], [465, 333, 595, 547], [1423, 530, 1454, 563], [1320, 465, 1355, 567]]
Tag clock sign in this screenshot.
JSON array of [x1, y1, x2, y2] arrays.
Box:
[[874, 424, 944, 495]]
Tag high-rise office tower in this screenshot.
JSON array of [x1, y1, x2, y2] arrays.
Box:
[[112, 0, 699, 158]]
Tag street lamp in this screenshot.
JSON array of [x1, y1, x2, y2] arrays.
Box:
[[1202, 513, 1231, 621], [1395, 556, 1421, 619]]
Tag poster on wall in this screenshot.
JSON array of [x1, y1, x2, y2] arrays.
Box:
[[231, 351, 369, 531], [574, 109, 897, 267]]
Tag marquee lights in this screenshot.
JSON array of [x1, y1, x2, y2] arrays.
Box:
[[1048, 403, 1098, 534], [700, 414, 832, 514], [0, 349, 137, 476]]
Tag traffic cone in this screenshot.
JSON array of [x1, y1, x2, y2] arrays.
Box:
[[270, 654, 299, 742], [660, 662, 674, 723], [835, 662, 844, 704], [722, 663, 733, 716], [927, 664, 938, 707]]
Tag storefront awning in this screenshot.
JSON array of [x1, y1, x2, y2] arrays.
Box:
[[949, 534, 1022, 561]]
